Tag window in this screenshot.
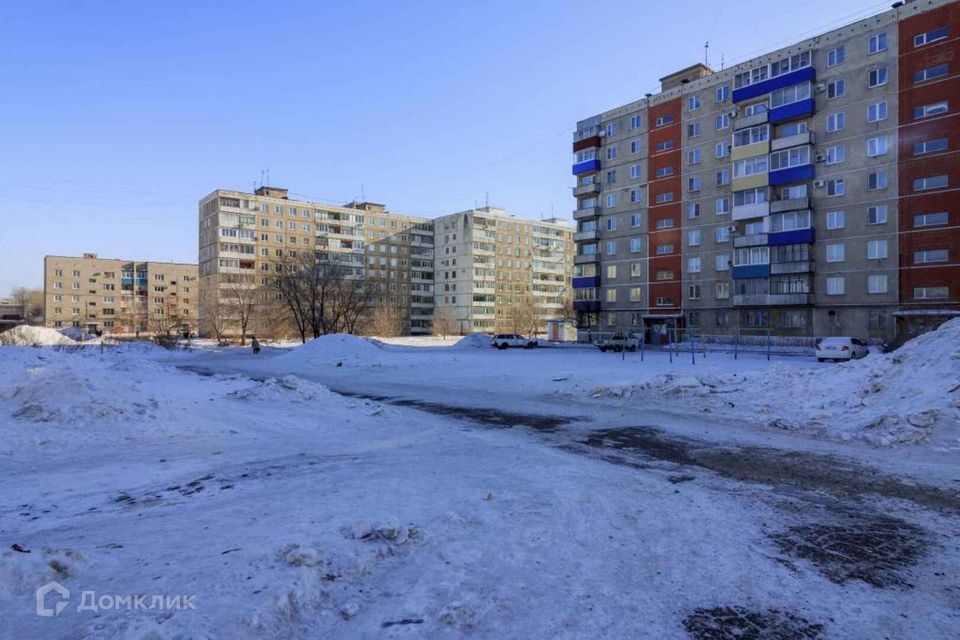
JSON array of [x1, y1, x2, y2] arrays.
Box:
[[868, 33, 887, 54], [629, 213, 641, 227], [914, 175, 948, 191], [716, 85, 730, 102], [733, 187, 767, 207], [606, 264, 617, 279], [655, 192, 674, 204], [914, 64, 948, 83], [688, 257, 701, 273], [826, 80, 845, 99], [914, 101, 949, 119], [630, 139, 642, 154], [655, 218, 675, 229], [655, 139, 674, 152], [630, 238, 642, 252], [827, 46, 845, 67], [606, 147, 617, 160], [868, 274, 888, 294], [914, 287, 949, 300], [715, 254, 730, 271], [770, 51, 811, 77], [733, 125, 768, 148], [868, 205, 888, 225], [688, 203, 701, 219], [826, 210, 845, 230], [630, 164, 642, 179], [715, 113, 730, 130], [914, 212, 948, 227], [770, 82, 812, 108], [826, 179, 845, 197], [688, 176, 702, 192], [655, 114, 674, 127], [688, 285, 701, 300], [606, 194, 617, 207], [826, 112, 845, 132], [868, 101, 888, 122], [867, 239, 888, 259], [688, 95, 701, 111], [607, 170, 619, 185], [867, 136, 888, 157], [687, 122, 701, 138], [606, 241, 616, 255], [868, 170, 888, 190], [734, 65, 769, 89], [605, 123, 617, 137], [715, 226, 731, 243], [655, 244, 674, 255], [715, 142, 730, 158], [605, 289, 617, 303], [733, 154, 768, 178], [915, 249, 949, 264], [656, 269, 674, 280], [630, 263, 642, 278], [630, 287, 643, 302], [769, 209, 811, 232], [914, 138, 949, 155], [688, 148, 701, 165], [716, 197, 730, 214], [733, 246, 769, 266], [915, 27, 949, 47], [629, 114, 642, 130], [769, 146, 810, 170], [825, 145, 845, 165], [826, 276, 846, 296], [826, 243, 845, 262], [688, 229, 702, 246], [868, 67, 888, 87], [630, 188, 642, 204], [606, 217, 617, 231]]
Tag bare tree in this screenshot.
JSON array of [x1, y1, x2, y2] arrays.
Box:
[[201, 291, 230, 343], [432, 306, 457, 339], [221, 279, 259, 345], [367, 304, 404, 337], [331, 274, 374, 335], [505, 293, 545, 338]]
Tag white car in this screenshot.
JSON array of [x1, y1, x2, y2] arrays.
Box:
[[596, 332, 640, 352], [491, 334, 538, 350], [816, 337, 869, 362]]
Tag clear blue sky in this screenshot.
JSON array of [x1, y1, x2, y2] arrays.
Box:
[[1, 0, 890, 293]]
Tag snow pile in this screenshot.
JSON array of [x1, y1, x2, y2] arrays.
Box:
[[228, 375, 339, 403], [454, 333, 491, 349], [278, 333, 392, 368], [592, 318, 960, 447], [58, 326, 95, 341], [0, 325, 76, 346]]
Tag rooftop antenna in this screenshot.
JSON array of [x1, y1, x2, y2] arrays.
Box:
[[260, 170, 265, 188], [721, 52, 725, 70], [361, 183, 365, 202], [265, 169, 270, 186], [485, 191, 489, 209], [704, 41, 710, 66]]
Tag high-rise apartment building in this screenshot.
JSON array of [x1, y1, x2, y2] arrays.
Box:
[[198, 186, 435, 337], [43, 253, 198, 334], [572, 0, 959, 341], [433, 207, 574, 333]]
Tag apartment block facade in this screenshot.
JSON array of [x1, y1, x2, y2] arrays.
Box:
[[43, 253, 198, 334], [198, 187, 435, 337], [433, 207, 574, 333], [573, 0, 959, 341]]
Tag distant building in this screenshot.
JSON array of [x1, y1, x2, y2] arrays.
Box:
[[432, 207, 575, 334], [0, 298, 25, 331], [43, 253, 198, 334]]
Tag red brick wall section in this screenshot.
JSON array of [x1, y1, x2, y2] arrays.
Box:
[[647, 97, 683, 314], [898, 4, 960, 308]]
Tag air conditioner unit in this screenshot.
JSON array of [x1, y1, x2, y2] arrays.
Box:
[[814, 180, 826, 188], [816, 83, 827, 93], [815, 154, 826, 163], [727, 110, 738, 118], [598, 130, 606, 137], [727, 225, 738, 232]]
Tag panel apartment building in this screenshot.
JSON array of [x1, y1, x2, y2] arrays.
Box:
[[572, 0, 959, 341], [43, 253, 199, 334], [198, 186, 435, 337], [433, 207, 574, 334]]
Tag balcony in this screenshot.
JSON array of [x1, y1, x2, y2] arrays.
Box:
[[771, 260, 814, 275], [732, 293, 813, 306], [733, 111, 768, 130], [574, 300, 601, 313], [573, 276, 600, 289], [573, 206, 601, 220], [770, 197, 810, 214], [769, 163, 814, 186], [733, 66, 816, 103], [768, 227, 814, 245], [734, 234, 768, 248], [771, 131, 814, 151], [574, 253, 600, 265], [732, 201, 770, 221], [732, 264, 770, 279], [770, 99, 816, 125], [573, 159, 601, 175], [574, 182, 601, 196], [573, 135, 601, 152], [573, 229, 598, 242]]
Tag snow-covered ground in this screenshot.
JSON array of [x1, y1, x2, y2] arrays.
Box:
[[2, 326, 959, 638]]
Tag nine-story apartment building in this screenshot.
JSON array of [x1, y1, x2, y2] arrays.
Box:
[[573, 0, 959, 342]]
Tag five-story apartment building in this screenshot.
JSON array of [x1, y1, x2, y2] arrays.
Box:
[[573, 0, 959, 341]]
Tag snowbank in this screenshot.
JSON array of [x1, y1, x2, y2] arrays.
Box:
[[58, 326, 96, 342], [0, 325, 76, 346], [453, 333, 491, 349], [592, 318, 960, 447], [277, 333, 393, 368]]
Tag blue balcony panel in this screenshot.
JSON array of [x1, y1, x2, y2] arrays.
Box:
[[732, 264, 771, 279], [769, 164, 814, 186], [732, 67, 816, 104], [573, 276, 600, 289], [769, 98, 815, 124], [573, 300, 601, 313], [572, 159, 601, 175], [768, 228, 815, 246]]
